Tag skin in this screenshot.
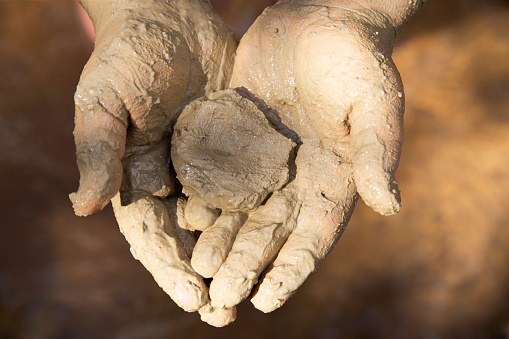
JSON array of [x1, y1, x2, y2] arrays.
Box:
[[72, 0, 423, 325], [71, 0, 237, 326], [197, 0, 424, 311]]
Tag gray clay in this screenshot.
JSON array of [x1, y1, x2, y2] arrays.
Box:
[[171, 89, 295, 211]]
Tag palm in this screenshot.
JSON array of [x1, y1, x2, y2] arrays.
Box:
[[206, 2, 404, 311], [71, 2, 236, 215]]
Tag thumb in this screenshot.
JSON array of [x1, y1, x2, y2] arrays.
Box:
[[70, 85, 128, 216], [350, 84, 404, 216]]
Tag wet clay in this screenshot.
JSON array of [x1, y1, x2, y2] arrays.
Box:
[[71, 0, 237, 216], [171, 89, 296, 211]]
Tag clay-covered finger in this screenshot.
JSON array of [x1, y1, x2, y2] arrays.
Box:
[[184, 195, 221, 231], [191, 212, 247, 278], [70, 84, 128, 216], [112, 193, 209, 312], [287, 18, 405, 216], [350, 69, 404, 216], [251, 193, 356, 312], [209, 191, 299, 309]]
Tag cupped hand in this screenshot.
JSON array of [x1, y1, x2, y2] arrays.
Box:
[[70, 0, 237, 325], [201, 0, 405, 312]]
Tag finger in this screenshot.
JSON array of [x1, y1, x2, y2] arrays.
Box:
[[289, 21, 404, 215], [112, 193, 209, 312], [70, 84, 128, 216], [191, 211, 247, 278], [209, 191, 299, 309], [251, 144, 357, 312], [121, 139, 175, 203], [184, 195, 221, 231], [198, 305, 237, 328], [251, 192, 356, 312], [350, 63, 404, 216]]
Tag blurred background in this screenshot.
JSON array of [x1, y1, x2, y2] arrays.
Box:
[[1, 0, 508, 338]]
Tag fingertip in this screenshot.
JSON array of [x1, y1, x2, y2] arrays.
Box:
[[69, 178, 119, 216], [252, 293, 290, 313], [191, 246, 223, 278], [209, 282, 242, 309], [249, 254, 310, 313], [72, 140, 123, 216], [251, 278, 291, 313], [199, 305, 237, 327], [209, 262, 258, 309], [171, 279, 210, 312], [69, 191, 106, 217], [357, 177, 401, 216], [185, 196, 220, 231]]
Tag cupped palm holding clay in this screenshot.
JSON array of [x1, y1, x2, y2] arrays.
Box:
[[70, 0, 238, 326], [181, 0, 424, 313], [71, 0, 423, 327]]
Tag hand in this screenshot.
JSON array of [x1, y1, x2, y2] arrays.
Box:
[[201, 0, 409, 312], [69, 0, 237, 325]]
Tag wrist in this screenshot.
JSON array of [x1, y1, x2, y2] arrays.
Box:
[[78, 0, 131, 35], [276, 0, 424, 33], [78, 0, 199, 36], [355, 0, 425, 32]]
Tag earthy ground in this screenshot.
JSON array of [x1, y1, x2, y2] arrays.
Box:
[[1, 0, 508, 338]]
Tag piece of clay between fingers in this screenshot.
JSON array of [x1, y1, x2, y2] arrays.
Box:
[[164, 197, 197, 259], [191, 211, 247, 278], [111, 193, 209, 312], [122, 141, 175, 199]]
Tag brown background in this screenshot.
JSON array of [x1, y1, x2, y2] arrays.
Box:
[[1, 0, 509, 338]]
